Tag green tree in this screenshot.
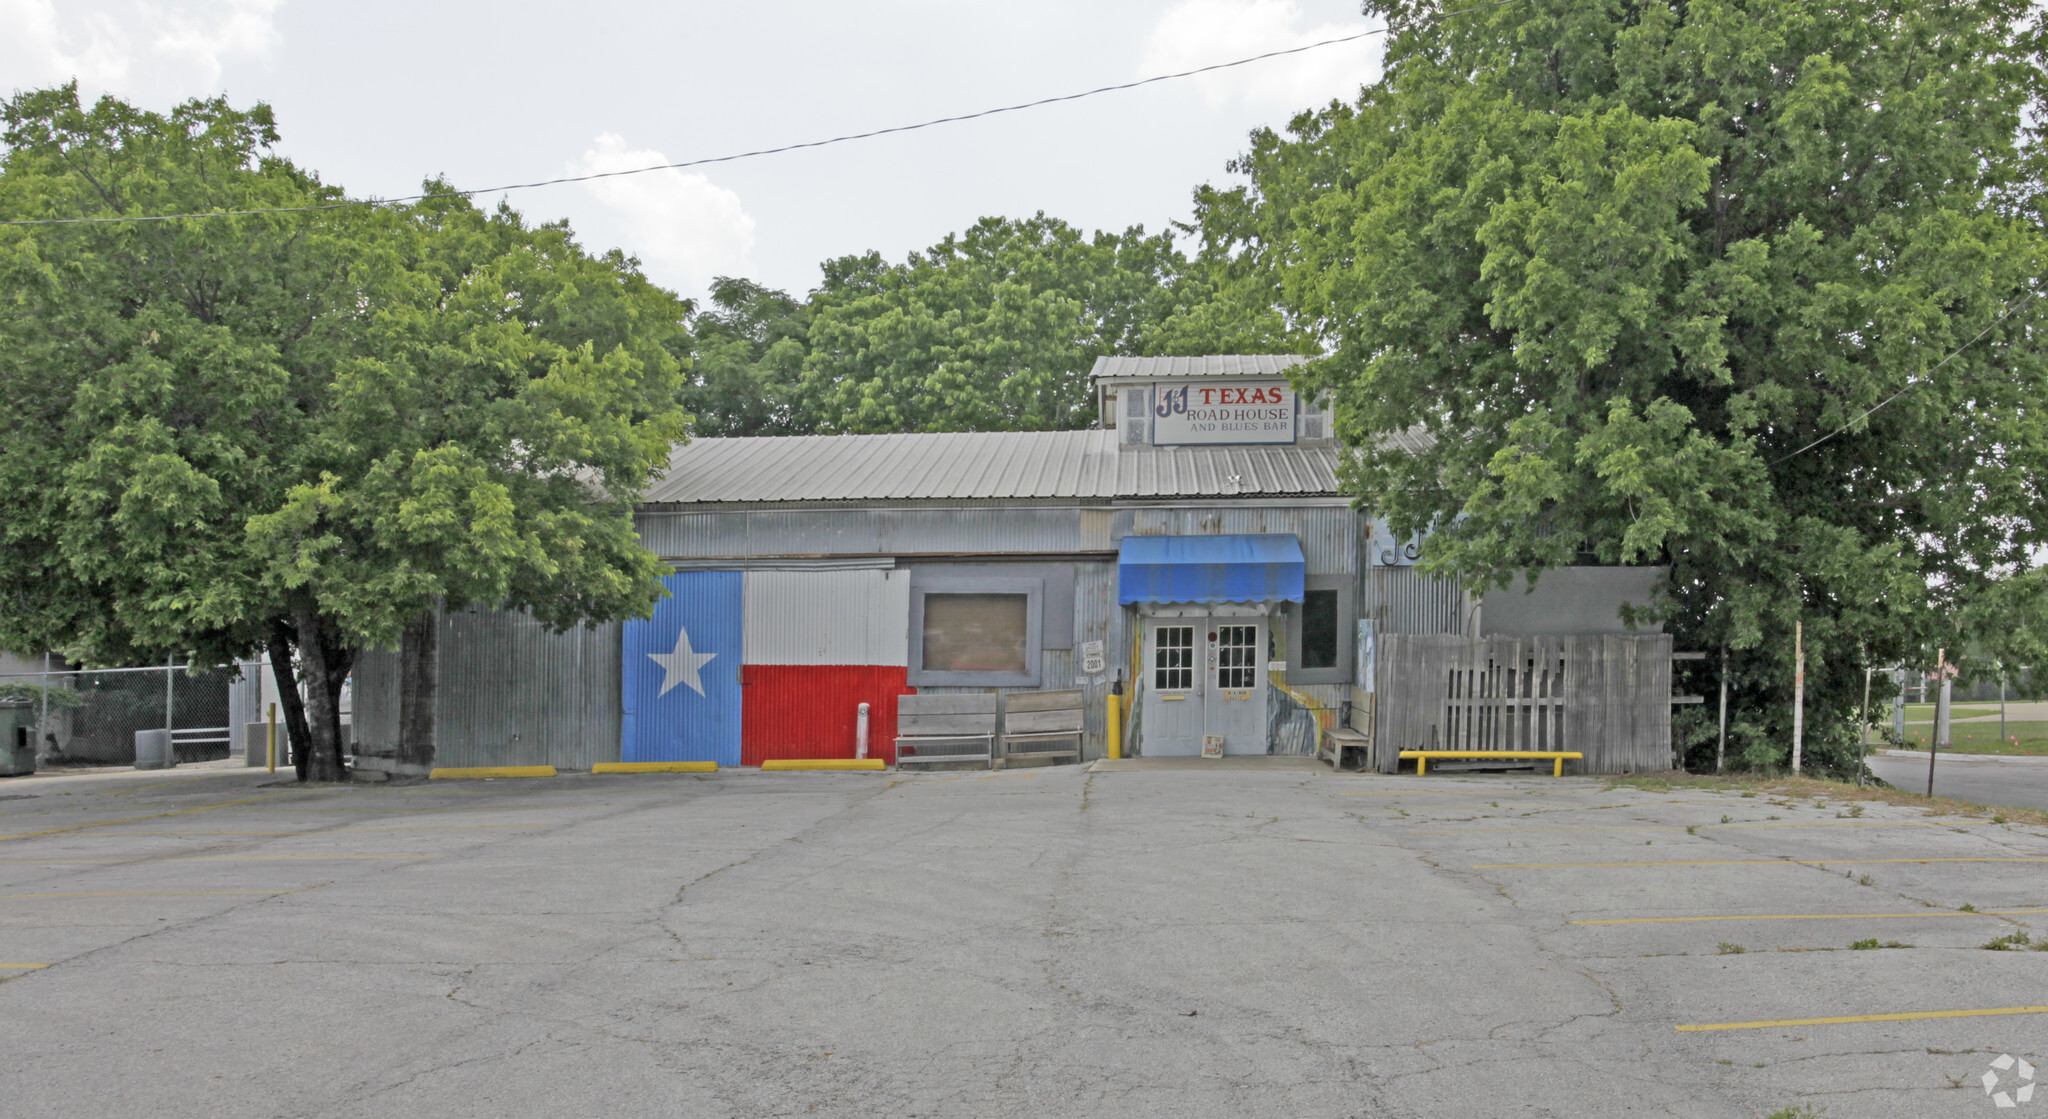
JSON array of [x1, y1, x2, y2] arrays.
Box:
[[1194, 0, 2048, 772], [0, 86, 689, 779], [798, 213, 1296, 433], [684, 276, 810, 437]]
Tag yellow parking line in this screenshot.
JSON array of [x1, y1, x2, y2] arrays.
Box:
[[1478, 857, 2048, 869], [1335, 782, 1556, 791], [0, 791, 301, 843], [96, 775, 228, 795], [69, 819, 540, 827], [0, 962, 51, 969], [1573, 908, 2048, 925], [1420, 821, 1939, 834], [429, 766, 557, 780], [0, 890, 293, 899], [0, 855, 424, 863], [591, 761, 717, 774], [1678, 1006, 2048, 1032]]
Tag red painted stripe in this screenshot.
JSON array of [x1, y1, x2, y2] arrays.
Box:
[[741, 665, 912, 765]]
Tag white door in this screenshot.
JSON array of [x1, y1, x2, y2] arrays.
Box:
[[1142, 618, 1204, 755], [1205, 620, 1268, 755]]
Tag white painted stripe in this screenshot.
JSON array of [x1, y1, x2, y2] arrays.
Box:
[[743, 569, 910, 666]]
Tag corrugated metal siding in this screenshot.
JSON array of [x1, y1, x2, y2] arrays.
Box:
[[351, 647, 401, 752], [434, 610, 622, 770], [1090, 354, 1307, 380], [639, 430, 1356, 506], [1364, 566, 1465, 634], [742, 665, 908, 764], [905, 561, 1121, 762], [1114, 506, 1356, 573], [638, 507, 1102, 560], [743, 569, 909, 665]]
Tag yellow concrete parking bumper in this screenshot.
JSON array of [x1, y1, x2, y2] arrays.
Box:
[[759, 759, 887, 771], [428, 766, 557, 780], [591, 761, 718, 774]]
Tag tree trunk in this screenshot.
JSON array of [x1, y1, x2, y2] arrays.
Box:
[[292, 603, 355, 783], [266, 622, 312, 782], [396, 607, 437, 771]]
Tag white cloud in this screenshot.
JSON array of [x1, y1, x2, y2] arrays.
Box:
[[1142, 0, 1381, 109], [0, 0, 281, 101], [572, 133, 756, 296]]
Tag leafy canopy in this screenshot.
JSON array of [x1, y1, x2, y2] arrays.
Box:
[[0, 85, 690, 776], [1192, 0, 2048, 770]]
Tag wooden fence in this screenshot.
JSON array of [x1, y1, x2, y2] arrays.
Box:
[[1366, 634, 1673, 774]]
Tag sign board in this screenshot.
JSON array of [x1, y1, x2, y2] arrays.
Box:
[[1150, 381, 1296, 446], [1201, 734, 1226, 758], [1079, 640, 1105, 675]]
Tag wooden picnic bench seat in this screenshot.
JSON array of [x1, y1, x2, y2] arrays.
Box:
[[894, 694, 998, 769], [1000, 690, 1084, 769], [1319, 727, 1371, 771], [1399, 750, 1583, 777]]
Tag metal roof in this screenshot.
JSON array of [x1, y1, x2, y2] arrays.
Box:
[[1089, 354, 1308, 381], [640, 429, 1356, 505]]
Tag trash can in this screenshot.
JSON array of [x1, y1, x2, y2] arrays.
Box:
[[0, 703, 33, 777], [134, 728, 178, 770]]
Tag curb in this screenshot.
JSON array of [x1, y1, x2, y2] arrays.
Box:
[[428, 766, 558, 780], [592, 761, 718, 774], [759, 759, 887, 772]]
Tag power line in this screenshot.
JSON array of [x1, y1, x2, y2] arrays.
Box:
[[0, 0, 1526, 227], [1768, 291, 2035, 465]]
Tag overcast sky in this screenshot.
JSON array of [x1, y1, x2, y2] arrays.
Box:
[[4, 0, 1384, 304]]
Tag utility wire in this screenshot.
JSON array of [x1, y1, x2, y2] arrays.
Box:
[[0, 0, 1525, 227], [1767, 291, 2035, 465]]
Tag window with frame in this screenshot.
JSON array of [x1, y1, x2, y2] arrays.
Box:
[[907, 573, 1046, 687], [1216, 624, 1259, 689], [1154, 625, 1194, 690], [920, 593, 1029, 673], [1301, 589, 1340, 670]]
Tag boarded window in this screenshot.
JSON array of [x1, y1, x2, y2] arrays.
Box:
[[921, 593, 1029, 673], [1301, 589, 1339, 670]]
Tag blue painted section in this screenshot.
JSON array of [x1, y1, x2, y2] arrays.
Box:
[[621, 571, 743, 765], [1117, 533, 1306, 605]]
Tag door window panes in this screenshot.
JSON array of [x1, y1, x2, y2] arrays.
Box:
[[1217, 625, 1259, 689], [1302, 589, 1339, 670], [1154, 626, 1194, 690], [921, 594, 1029, 673]]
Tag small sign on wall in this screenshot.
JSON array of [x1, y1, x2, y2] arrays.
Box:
[[1079, 640, 1105, 675], [1201, 735, 1226, 758]]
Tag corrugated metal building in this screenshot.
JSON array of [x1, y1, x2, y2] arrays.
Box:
[[357, 355, 1670, 771]]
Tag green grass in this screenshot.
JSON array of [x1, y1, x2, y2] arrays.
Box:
[[1893, 718, 2048, 755], [1901, 703, 2000, 722]]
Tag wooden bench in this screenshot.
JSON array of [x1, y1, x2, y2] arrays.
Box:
[[1320, 727, 1371, 771], [894, 694, 998, 769], [1400, 750, 1583, 777], [1319, 686, 1377, 771], [1000, 690, 1084, 769]]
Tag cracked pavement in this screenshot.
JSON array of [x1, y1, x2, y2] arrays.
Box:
[[0, 762, 2043, 1117]]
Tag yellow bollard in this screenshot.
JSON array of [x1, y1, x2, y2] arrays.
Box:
[[1106, 693, 1121, 760], [266, 702, 277, 774]]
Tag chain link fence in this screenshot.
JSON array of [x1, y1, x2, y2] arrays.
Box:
[[0, 665, 240, 765]]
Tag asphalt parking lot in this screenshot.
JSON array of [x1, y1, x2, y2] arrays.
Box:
[[1, 762, 2043, 1118]]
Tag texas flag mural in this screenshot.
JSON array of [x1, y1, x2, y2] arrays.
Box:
[[740, 569, 911, 765], [621, 571, 743, 766]]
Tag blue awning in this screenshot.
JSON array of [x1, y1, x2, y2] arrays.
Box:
[[1117, 534, 1306, 605]]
